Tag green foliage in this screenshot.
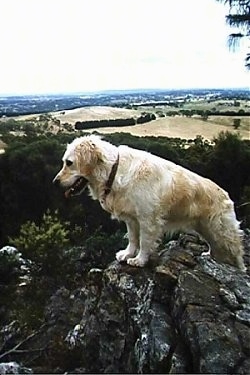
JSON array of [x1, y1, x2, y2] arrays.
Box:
[[85, 228, 126, 254], [0, 248, 23, 284], [181, 135, 213, 176], [10, 210, 70, 279], [207, 132, 250, 202], [239, 186, 250, 228], [0, 246, 28, 321], [233, 118, 241, 129], [200, 110, 210, 120], [8, 210, 76, 326], [75, 117, 137, 130], [0, 138, 65, 243], [164, 107, 250, 118]]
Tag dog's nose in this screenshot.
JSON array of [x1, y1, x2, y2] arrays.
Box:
[[53, 176, 60, 186]]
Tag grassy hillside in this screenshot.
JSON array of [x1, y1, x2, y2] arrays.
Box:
[[1, 97, 249, 142], [86, 115, 249, 141]]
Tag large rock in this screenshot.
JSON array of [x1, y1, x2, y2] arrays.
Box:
[[0, 362, 32, 374], [1, 233, 250, 373]]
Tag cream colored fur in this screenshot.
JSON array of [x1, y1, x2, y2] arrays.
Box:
[[53, 135, 246, 271]]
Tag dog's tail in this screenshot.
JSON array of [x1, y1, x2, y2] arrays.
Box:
[[199, 210, 246, 272]]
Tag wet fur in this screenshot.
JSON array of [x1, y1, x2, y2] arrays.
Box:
[[53, 135, 245, 271]]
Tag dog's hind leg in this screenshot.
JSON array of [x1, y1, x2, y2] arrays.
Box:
[[116, 218, 140, 262], [199, 211, 246, 271]]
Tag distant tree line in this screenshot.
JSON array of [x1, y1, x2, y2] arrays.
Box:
[[75, 113, 156, 130], [137, 113, 156, 123], [150, 108, 248, 117]]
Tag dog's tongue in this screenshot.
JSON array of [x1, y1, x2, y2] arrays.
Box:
[[65, 188, 73, 199], [64, 177, 89, 199]]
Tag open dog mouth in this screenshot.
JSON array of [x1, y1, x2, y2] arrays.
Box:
[[65, 177, 88, 198]]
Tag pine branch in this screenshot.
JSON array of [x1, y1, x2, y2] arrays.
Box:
[[228, 32, 245, 50], [0, 323, 48, 361], [226, 14, 250, 28]]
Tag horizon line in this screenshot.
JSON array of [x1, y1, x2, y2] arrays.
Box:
[[0, 86, 249, 98]]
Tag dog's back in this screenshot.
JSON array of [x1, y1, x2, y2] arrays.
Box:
[[115, 145, 245, 271], [54, 135, 245, 271]]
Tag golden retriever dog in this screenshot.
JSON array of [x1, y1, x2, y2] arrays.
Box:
[[53, 135, 245, 271]]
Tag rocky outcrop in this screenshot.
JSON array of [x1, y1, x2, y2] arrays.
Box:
[[1, 233, 250, 373], [0, 362, 32, 374]]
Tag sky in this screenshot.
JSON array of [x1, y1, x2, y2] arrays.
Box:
[[0, 0, 249, 95]]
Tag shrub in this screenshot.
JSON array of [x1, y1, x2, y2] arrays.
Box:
[[233, 118, 241, 129], [9, 210, 70, 282]]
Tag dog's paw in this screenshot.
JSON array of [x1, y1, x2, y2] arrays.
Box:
[[116, 249, 133, 262], [126, 255, 147, 267]]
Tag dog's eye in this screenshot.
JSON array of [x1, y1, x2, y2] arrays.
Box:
[[66, 160, 73, 167]]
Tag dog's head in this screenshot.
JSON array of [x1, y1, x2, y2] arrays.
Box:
[[53, 135, 104, 198]]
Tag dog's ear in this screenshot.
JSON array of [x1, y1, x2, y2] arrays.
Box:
[[75, 139, 103, 168], [88, 139, 104, 163]]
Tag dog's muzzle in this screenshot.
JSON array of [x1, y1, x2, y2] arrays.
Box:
[[53, 176, 60, 187], [53, 175, 89, 198]]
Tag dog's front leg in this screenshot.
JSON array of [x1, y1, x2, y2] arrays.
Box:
[[116, 218, 139, 262], [127, 221, 161, 267]]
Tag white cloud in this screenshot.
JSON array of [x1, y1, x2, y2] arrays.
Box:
[[0, 0, 249, 94]]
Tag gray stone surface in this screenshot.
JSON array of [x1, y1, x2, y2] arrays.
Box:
[[1, 233, 249, 373]]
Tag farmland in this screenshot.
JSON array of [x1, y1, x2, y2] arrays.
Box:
[[0, 88, 249, 143]]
